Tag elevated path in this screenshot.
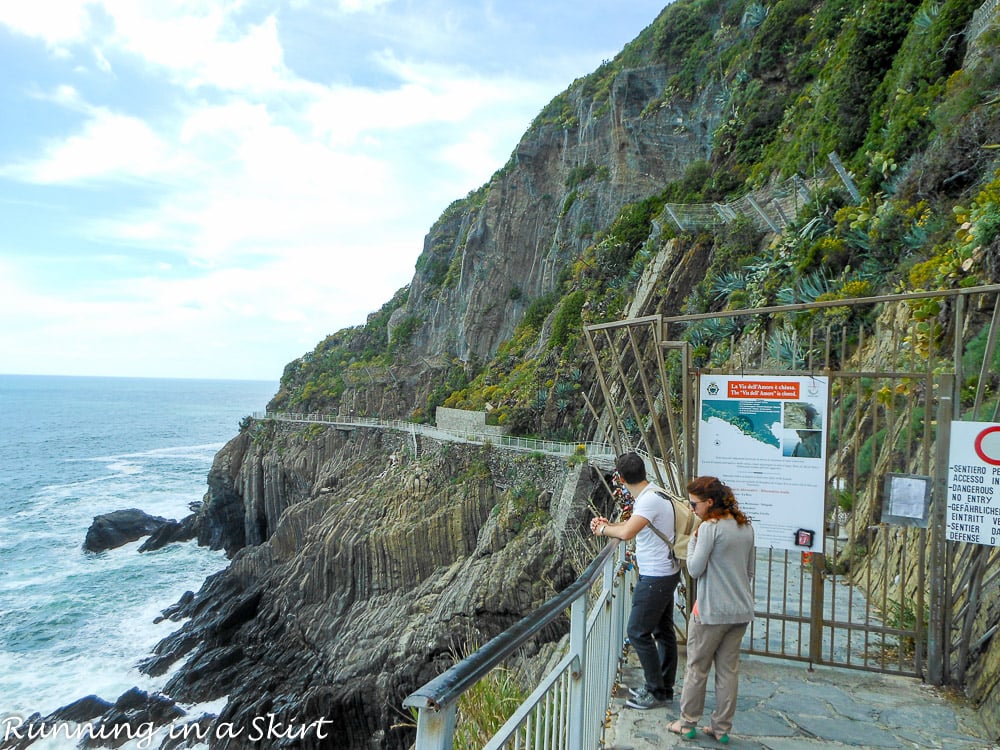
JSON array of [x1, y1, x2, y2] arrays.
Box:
[[253, 411, 618, 466]]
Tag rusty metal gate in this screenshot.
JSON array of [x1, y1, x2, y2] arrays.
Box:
[[584, 284, 1000, 683]]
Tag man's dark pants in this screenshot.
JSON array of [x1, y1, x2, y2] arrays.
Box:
[[628, 572, 681, 699]]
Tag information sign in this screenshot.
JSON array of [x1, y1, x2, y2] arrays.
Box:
[[696, 375, 828, 551]]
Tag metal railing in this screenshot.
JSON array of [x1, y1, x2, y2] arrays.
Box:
[[253, 411, 617, 462], [967, 0, 999, 43], [402, 540, 635, 749], [662, 174, 821, 232]]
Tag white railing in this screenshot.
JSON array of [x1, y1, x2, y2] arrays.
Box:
[[402, 541, 635, 749], [253, 411, 617, 462], [967, 0, 999, 43]]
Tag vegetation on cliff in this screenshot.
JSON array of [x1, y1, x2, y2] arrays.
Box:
[[270, 0, 999, 436]]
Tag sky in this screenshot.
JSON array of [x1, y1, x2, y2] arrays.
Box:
[[0, 0, 666, 382]]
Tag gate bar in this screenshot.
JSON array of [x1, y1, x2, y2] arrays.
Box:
[[929, 373, 954, 685]]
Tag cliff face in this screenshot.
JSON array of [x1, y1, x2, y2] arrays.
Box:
[[396, 64, 724, 366], [143, 424, 603, 748]]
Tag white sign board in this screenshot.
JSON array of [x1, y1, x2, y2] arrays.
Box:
[[947, 421, 1000, 545], [697, 375, 828, 551]]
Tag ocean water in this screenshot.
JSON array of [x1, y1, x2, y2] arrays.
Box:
[[0, 375, 276, 729]]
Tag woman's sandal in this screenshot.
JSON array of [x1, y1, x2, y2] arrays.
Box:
[[667, 720, 697, 739], [702, 726, 730, 744]]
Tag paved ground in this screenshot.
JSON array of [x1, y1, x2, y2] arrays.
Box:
[[605, 649, 999, 749]]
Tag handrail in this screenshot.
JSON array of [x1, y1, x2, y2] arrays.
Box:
[[404, 541, 619, 712], [402, 540, 636, 749]]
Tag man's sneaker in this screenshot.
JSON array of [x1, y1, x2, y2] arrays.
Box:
[[628, 686, 673, 700], [625, 688, 668, 710]]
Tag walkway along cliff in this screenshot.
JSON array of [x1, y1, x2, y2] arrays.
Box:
[[141, 423, 605, 748]]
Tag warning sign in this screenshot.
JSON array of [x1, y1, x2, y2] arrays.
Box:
[[947, 421, 1000, 546]]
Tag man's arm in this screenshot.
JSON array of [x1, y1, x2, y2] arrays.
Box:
[[590, 513, 649, 541]]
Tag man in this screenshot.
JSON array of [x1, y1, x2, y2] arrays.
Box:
[[590, 451, 680, 709]]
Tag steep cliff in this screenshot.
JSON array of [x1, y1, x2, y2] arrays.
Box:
[[138, 424, 601, 748], [396, 63, 723, 366]]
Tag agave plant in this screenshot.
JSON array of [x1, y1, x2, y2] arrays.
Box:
[[913, 2, 940, 31], [703, 316, 743, 340], [742, 2, 768, 30], [777, 270, 832, 305], [712, 270, 748, 300], [682, 323, 712, 348], [767, 328, 806, 369]]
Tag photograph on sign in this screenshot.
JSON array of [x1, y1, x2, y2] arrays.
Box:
[[881, 473, 931, 528], [947, 421, 1000, 546], [697, 375, 828, 551], [781, 401, 823, 458]]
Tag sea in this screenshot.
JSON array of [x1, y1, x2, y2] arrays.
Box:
[[0, 375, 276, 743]]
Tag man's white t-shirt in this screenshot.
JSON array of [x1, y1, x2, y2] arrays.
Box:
[[632, 485, 681, 576]]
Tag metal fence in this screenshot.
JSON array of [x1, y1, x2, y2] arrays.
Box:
[[662, 175, 820, 233], [585, 283, 1000, 684], [968, 0, 999, 43], [402, 541, 635, 749]]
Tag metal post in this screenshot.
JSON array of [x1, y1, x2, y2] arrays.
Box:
[[412, 704, 457, 750], [928, 373, 954, 685], [828, 151, 861, 202], [809, 552, 825, 665], [746, 195, 781, 233], [567, 595, 587, 749]]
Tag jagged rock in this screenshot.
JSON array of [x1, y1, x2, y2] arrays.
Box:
[[0, 712, 43, 750], [130, 429, 596, 749], [159, 715, 215, 749], [83, 509, 171, 553], [138, 514, 198, 552], [79, 688, 184, 748], [48, 694, 113, 723], [153, 590, 195, 623]]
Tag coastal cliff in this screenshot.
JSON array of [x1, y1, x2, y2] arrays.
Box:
[[140, 424, 601, 748], [160, 0, 1000, 743]]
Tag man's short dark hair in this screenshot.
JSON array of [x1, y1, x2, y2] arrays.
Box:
[[616, 451, 646, 484]]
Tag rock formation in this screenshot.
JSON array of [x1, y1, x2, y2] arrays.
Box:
[[134, 425, 603, 748], [83, 509, 172, 553]]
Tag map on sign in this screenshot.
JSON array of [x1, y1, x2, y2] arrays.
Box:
[[701, 400, 781, 450]]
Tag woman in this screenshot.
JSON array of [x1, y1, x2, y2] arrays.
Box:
[[667, 476, 755, 744]]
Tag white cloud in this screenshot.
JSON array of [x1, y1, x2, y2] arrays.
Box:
[[337, 0, 394, 13], [0, 0, 666, 379], [0, 1, 95, 47], [105, 5, 289, 92], [4, 107, 175, 184]]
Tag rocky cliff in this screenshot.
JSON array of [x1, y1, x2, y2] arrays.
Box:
[[136, 424, 603, 748], [395, 63, 724, 367]]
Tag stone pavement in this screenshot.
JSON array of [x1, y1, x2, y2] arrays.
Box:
[[605, 649, 999, 749]]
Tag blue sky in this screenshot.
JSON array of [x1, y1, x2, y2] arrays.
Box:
[[0, 0, 665, 382]]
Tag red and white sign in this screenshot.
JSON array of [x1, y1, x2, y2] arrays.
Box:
[[947, 421, 1000, 546], [974, 425, 1000, 466]]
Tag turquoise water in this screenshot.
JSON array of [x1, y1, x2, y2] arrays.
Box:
[[0, 375, 275, 720]]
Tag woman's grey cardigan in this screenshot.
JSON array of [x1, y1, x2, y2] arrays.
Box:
[[686, 518, 756, 625]]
